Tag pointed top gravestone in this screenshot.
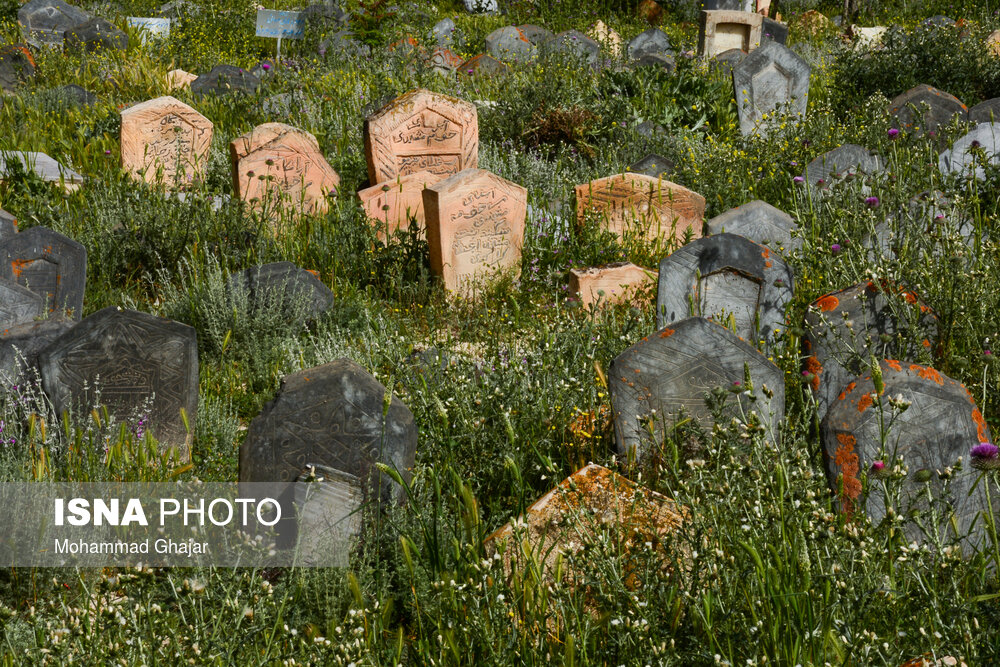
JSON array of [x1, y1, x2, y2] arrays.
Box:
[[704, 200, 800, 253], [120, 96, 214, 186], [518, 24, 555, 46], [545, 30, 601, 65], [733, 39, 810, 136], [888, 84, 967, 137], [0, 226, 86, 318], [804, 144, 883, 190], [18, 0, 90, 48], [63, 17, 128, 52], [485, 26, 535, 62], [627, 27, 673, 60], [228, 262, 334, 325], [357, 170, 443, 241], [191, 64, 260, 96], [938, 123, 1000, 179]]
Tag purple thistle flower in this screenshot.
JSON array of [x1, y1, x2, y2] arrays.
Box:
[[888, 128, 900, 139], [872, 460, 885, 471], [793, 176, 804, 184], [262, 63, 271, 71], [865, 196, 880, 208], [831, 243, 841, 254], [971, 443, 1000, 471]]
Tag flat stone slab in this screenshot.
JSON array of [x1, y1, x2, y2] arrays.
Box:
[[0, 151, 83, 191], [822, 360, 992, 550], [357, 170, 444, 241], [0, 316, 72, 387], [239, 358, 417, 505], [191, 64, 260, 96], [18, 0, 90, 47], [610, 317, 784, 460], [699, 10, 762, 58], [228, 262, 334, 324], [293, 464, 363, 567], [804, 144, 883, 190], [627, 27, 673, 60], [569, 262, 655, 309], [704, 199, 800, 253], [120, 96, 213, 186], [888, 84, 967, 136], [0, 226, 86, 319], [804, 281, 938, 422], [38, 307, 199, 460], [656, 233, 793, 348], [733, 39, 810, 136], [0, 44, 35, 92], [364, 88, 478, 185], [938, 122, 1000, 179]]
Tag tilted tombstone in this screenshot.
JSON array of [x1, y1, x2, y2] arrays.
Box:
[[704, 199, 800, 253], [0, 209, 16, 238], [18, 0, 90, 47], [228, 262, 334, 324], [0, 278, 43, 330], [576, 172, 706, 246], [804, 144, 883, 190], [458, 53, 508, 77], [938, 122, 1000, 179], [711, 47, 745, 76], [293, 465, 363, 567], [0, 316, 72, 387], [518, 24, 555, 46], [544, 29, 601, 65], [733, 39, 810, 136], [627, 27, 673, 60], [609, 317, 785, 460], [698, 10, 762, 58], [485, 26, 535, 62], [120, 96, 213, 186], [364, 89, 478, 185], [0, 151, 83, 192], [432, 17, 457, 46], [569, 262, 655, 309], [888, 84, 967, 137], [969, 98, 1000, 124], [656, 233, 793, 348], [357, 170, 444, 241], [63, 17, 128, 52], [0, 226, 86, 318], [628, 153, 673, 179], [423, 168, 527, 294], [191, 64, 260, 96], [428, 47, 462, 76], [38, 307, 199, 460], [230, 123, 340, 218], [804, 281, 937, 422], [822, 360, 992, 550], [239, 358, 418, 504], [761, 16, 788, 44], [0, 43, 35, 92]]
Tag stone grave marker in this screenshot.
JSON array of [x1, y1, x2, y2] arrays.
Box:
[[635, 52, 676, 71], [428, 47, 462, 76], [969, 98, 1000, 124], [464, 0, 497, 13], [458, 53, 507, 76], [628, 153, 673, 178], [518, 24, 555, 46], [544, 29, 601, 65], [569, 262, 655, 309], [239, 358, 418, 504], [588, 20, 621, 57], [627, 27, 673, 60], [319, 30, 370, 58], [938, 122, 1000, 179], [0, 43, 35, 92], [120, 96, 213, 186], [804, 281, 937, 422], [701, 0, 751, 9], [63, 17, 128, 52], [791, 10, 833, 38], [761, 16, 788, 43], [822, 360, 992, 549], [50, 84, 96, 107], [609, 317, 784, 460], [230, 123, 340, 218], [165, 68, 197, 91], [0, 151, 83, 191], [0, 226, 86, 318], [733, 39, 810, 135], [0, 278, 43, 330], [711, 47, 745, 76], [485, 26, 535, 62], [228, 262, 334, 324], [888, 84, 967, 137], [432, 17, 457, 46], [191, 64, 260, 96], [0, 209, 15, 238], [804, 144, 883, 190], [423, 168, 527, 294], [0, 316, 72, 387], [576, 172, 705, 246], [364, 89, 478, 185], [704, 199, 800, 253], [38, 307, 198, 460], [18, 0, 90, 48], [698, 10, 762, 58], [656, 233, 793, 347], [989, 30, 1000, 58], [865, 190, 980, 261], [293, 465, 363, 567], [357, 170, 443, 241]]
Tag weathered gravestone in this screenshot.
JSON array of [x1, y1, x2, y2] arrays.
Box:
[[865, 190, 981, 261], [464, 0, 497, 13], [791, 10, 833, 38], [191, 64, 260, 96], [120, 96, 213, 186], [634, 52, 676, 71], [576, 172, 706, 246], [318, 30, 370, 58], [423, 168, 527, 294], [701, 0, 751, 9], [656, 233, 793, 347], [485, 26, 535, 62], [0, 43, 35, 92], [458, 53, 508, 76], [761, 16, 788, 44], [239, 358, 418, 504], [428, 47, 463, 76], [293, 464, 363, 567], [569, 262, 655, 309], [0, 316, 72, 386], [38, 307, 198, 460], [364, 89, 478, 185], [698, 10, 762, 58], [0, 151, 83, 191], [888, 84, 967, 137], [518, 24, 555, 46], [432, 17, 457, 46], [704, 199, 800, 253], [588, 20, 622, 57], [0, 226, 86, 318], [938, 122, 1000, 179], [628, 153, 673, 179], [18, 0, 90, 48], [165, 68, 197, 91], [228, 262, 334, 324], [0, 278, 43, 330], [627, 27, 673, 60], [804, 144, 883, 190], [0, 209, 15, 237], [711, 47, 745, 76], [49, 84, 96, 107], [822, 360, 992, 549], [969, 98, 1000, 124], [230, 123, 340, 218], [804, 282, 937, 422], [544, 30, 601, 65], [610, 317, 784, 460], [357, 170, 443, 241], [733, 39, 810, 136], [63, 17, 128, 52]]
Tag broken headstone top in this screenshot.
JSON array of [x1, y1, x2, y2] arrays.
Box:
[[0, 225, 86, 318]]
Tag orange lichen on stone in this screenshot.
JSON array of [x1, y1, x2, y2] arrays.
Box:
[[838, 381, 857, 401], [909, 364, 943, 385], [816, 294, 839, 312], [885, 359, 901, 371], [804, 355, 822, 391], [973, 409, 990, 442], [922, 339, 931, 348], [833, 432, 861, 516], [660, 327, 675, 338], [857, 393, 873, 413]]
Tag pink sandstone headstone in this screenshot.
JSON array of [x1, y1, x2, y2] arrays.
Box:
[[230, 122, 340, 220], [119, 95, 213, 185], [576, 172, 706, 246], [363, 89, 478, 185], [422, 168, 526, 294], [569, 262, 656, 308], [357, 170, 444, 242]]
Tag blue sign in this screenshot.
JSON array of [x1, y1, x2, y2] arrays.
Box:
[[255, 9, 306, 40]]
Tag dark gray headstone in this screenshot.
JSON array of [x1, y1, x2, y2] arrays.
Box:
[[704, 200, 800, 253], [293, 464, 363, 566], [0, 316, 72, 387], [733, 39, 810, 135], [517, 24, 554, 46], [969, 98, 1000, 124], [628, 153, 673, 179], [0, 44, 35, 92], [656, 233, 794, 347], [635, 120, 666, 138], [701, 0, 746, 9], [485, 26, 536, 62], [804, 282, 937, 421], [318, 30, 370, 58], [0, 151, 84, 186], [888, 84, 967, 137], [0, 209, 16, 238], [610, 317, 784, 460], [260, 91, 308, 119], [822, 360, 991, 550], [64, 17, 128, 52], [432, 17, 457, 46], [38, 307, 199, 459], [0, 226, 86, 318], [0, 278, 43, 330], [627, 27, 673, 60], [191, 65, 260, 96], [711, 47, 745, 77], [544, 29, 601, 65], [761, 17, 788, 44], [239, 358, 418, 504], [938, 122, 1000, 179], [919, 15, 955, 29], [49, 84, 96, 107], [18, 0, 90, 47], [229, 262, 334, 324], [459, 54, 506, 77], [804, 144, 883, 189], [635, 52, 676, 71]]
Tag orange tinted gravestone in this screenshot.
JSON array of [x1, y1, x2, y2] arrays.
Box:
[[230, 122, 340, 218], [357, 170, 444, 242], [569, 262, 655, 309], [165, 68, 197, 91], [119, 95, 213, 185], [363, 89, 478, 185], [576, 172, 705, 245], [422, 168, 526, 294]]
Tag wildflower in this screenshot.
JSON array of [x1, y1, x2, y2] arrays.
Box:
[[793, 176, 804, 184], [971, 443, 1000, 471], [830, 243, 841, 254], [262, 63, 271, 71], [870, 460, 887, 478], [104, 149, 111, 155], [888, 128, 900, 139], [865, 196, 880, 208]]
